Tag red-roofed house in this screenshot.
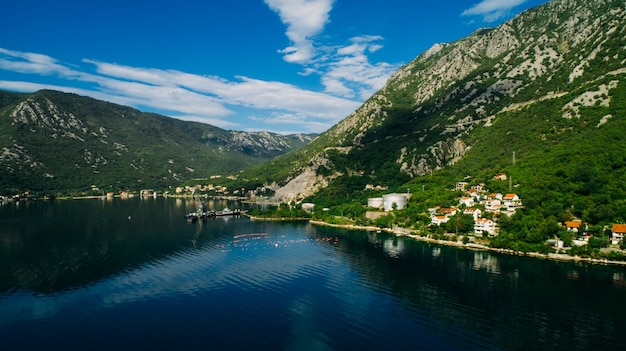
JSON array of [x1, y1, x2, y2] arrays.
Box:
[[493, 173, 507, 181], [459, 197, 475, 207], [502, 194, 522, 212], [485, 199, 502, 213], [431, 216, 450, 226], [487, 193, 503, 200], [565, 220, 583, 233], [438, 207, 458, 216], [611, 224, 626, 245]]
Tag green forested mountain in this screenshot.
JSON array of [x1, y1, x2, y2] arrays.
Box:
[[0, 89, 315, 195], [237, 0, 626, 238]]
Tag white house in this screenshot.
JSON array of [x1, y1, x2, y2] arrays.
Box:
[[456, 182, 469, 191], [565, 220, 583, 233], [431, 216, 450, 226], [502, 194, 522, 212], [459, 197, 475, 207], [612, 224, 626, 245], [428, 206, 441, 216], [475, 218, 497, 236], [463, 208, 482, 221], [493, 173, 507, 181], [438, 207, 458, 217], [470, 183, 486, 193], [485, 199, 502, 213], [487, 193, 503, 200]]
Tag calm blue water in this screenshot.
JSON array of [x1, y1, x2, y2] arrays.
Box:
[[1, 198, 626, 350]]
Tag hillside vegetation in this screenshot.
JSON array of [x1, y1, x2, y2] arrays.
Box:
[[234, 0, 626, 254], [0, 89, 315, 195]]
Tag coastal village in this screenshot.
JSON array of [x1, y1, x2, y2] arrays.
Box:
[[363, 172, 626, 253], [4, 172, 626, 260]]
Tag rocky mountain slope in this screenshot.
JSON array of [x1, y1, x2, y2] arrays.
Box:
[[241, 0, 626, 203], [0, 89, 315, 194]]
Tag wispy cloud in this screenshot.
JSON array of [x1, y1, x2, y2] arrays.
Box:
[[264, 1, 399, 101], [1, 0, 400, 134], [462, 0, 528, 23], [0, 48, 360, 133], [264, 0, 334, 64], [322, 36, 395, 100]]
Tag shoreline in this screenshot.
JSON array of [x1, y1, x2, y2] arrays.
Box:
[[311, 220, 626, 266], [249, 216, 626, 267]]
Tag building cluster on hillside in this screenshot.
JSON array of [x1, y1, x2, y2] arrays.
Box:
[[365, 184, 389, 191], [363, 175, 525, 237], [430, 177, 524, 237], [429, 177, 626, 247], [176, 184, 229, 195], [554, 220, 626, 248]]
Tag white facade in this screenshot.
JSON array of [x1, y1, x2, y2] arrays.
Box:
[[464, 208, 482, 220], [485, 199, 502, 213], [368, 197, 384, 209], [459, 197, 475, 207], [431, 216, 450, 225], [475, 218, 497, 236], [382, 193, 407, 211], [301, 203, 315, 212]]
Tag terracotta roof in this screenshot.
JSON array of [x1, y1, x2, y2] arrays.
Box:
[[565, 221, 582, 229], [612, 224, 626, 233]]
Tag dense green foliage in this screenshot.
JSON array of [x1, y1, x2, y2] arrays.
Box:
[[233, 0, 626, 258], [247, 203, 311, 220], [0, 90, 314, 196]]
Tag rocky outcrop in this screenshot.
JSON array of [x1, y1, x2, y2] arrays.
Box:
[[269, 0, 626, 201], [0, 90, 317, 191]]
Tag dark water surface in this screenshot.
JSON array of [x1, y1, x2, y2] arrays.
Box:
[[1, 198, 625, 350]]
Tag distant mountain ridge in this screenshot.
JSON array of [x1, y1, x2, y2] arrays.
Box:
[[0, 89, 316, 194], [236, 0, 626, 215]]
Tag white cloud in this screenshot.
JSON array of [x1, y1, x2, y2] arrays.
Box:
[[0, 48, 73, 76], [250, 111, 332, 134], [0, 48, 360, 133], [321, 76, 353, 97], [462, 0, 527, 22], [264, 0, 334, 64], [263, 2, 398, 103], [85, 59, 359, 121], [321, 36, 398, 100]]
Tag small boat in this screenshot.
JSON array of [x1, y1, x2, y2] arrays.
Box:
[[185, 200, 209, 222], [215, 207, 241, 216], [185, 204, 241, 222]]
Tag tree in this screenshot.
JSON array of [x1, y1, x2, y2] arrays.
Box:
[[375, 214, 394, 229]]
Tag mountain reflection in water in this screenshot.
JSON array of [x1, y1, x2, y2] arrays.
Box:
[[1, 198, 625, 350]]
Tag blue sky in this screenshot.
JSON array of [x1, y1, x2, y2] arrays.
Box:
[[0, 0, 548, 134]]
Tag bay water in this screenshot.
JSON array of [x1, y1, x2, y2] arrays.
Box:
[[1, 198, 625, 350]]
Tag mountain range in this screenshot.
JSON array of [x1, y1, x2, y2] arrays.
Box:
[[236, 0, 626, 228], [2, 0, 626, 238], [0, 89, 316, 194]]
